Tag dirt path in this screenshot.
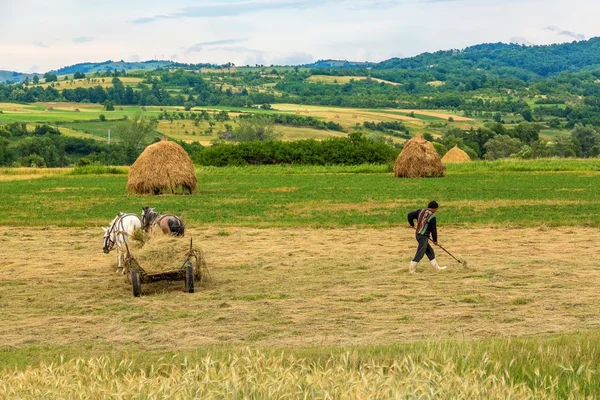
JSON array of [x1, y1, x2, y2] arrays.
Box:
[[1, 227, 599, 349]]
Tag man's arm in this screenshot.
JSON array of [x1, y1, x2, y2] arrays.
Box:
[[430, 216, 437, 243], [407, 209, 420, 227]]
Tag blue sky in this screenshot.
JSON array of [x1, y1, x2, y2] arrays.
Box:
[[0, 0, 597, 73]]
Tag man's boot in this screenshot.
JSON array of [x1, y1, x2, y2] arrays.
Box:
[[409, 261, 418, 274], [430, 259, 447, 270]]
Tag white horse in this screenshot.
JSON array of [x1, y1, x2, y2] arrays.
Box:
[[102, 213, 142, 273]]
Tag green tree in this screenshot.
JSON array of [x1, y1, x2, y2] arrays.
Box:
[[32, 75, 39, 84], [570, 124, 600, 157], [521, 108, 533, 122], [231, 116, 278, 141], [104, 101, 115, 111], [43, 73, 58, 82], [483, 135, 524, 160], [115, 113, 157, 161]]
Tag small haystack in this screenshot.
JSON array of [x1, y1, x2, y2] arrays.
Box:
[[442, 145, 471, 163], [141, 106, 147, 112], [127, 139, 197, 194], [47, 106, 53, 111], [74, 108, 80, 112], [119, 106, 124, 111], [393, 134, 446, 178]]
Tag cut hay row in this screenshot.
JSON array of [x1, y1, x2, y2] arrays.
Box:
[[394, 134, 445, 178], [127, 139, 197, 195]]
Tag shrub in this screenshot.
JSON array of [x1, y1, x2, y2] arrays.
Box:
[[192, 135, 399, 166]]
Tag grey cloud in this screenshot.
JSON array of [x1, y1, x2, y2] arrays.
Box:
[[28, 65, 39, 73], [128, 54, 141, 62], [73, 37, 94, 43], [33, 41, 48, 48], [544, 25, 585, 41], [184, 39, 247, 55]]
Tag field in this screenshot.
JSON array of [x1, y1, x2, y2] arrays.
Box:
[[1, 160, 600, 397], [306, 75, 401, 86], [1, 101, 474, 143], [32, 77, 143, 89]]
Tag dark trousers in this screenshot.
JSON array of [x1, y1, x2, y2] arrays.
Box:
[[413, 234, 435, 262]]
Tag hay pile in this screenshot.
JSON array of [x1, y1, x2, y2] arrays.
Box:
[[442, 145, 471, 163], [133, 236, 209, 280], [393, 135, 446, 178], [127, 139, 197, 195]]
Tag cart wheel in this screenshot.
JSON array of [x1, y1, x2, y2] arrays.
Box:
[[131, 269, 142, 297], [185, 262, 195, 293]]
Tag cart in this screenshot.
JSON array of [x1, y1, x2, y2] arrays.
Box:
[[123, 239, 205, 297]]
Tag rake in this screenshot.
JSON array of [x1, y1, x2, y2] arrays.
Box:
[[429, 239, 470, 269]]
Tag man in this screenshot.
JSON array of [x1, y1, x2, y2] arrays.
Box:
[[407, 201, 447, 274]]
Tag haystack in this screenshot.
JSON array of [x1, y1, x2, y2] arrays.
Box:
[[442, 145, 471, 163], [127, 139, 197, 194], [393, 134, 446, 178]]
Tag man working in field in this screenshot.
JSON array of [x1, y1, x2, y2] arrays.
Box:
[[407, 201, 447, 274]]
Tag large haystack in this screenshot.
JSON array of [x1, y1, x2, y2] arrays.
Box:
[[127, 139, 197, 194], [393, 135, 446, 178], [442, 145, 471, 163]]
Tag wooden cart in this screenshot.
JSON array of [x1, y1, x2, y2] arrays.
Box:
[[123, 239, 204, 297]]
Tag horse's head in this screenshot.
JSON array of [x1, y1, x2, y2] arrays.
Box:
[[141, 207, 156, 230], [102, 226, 114, 254]]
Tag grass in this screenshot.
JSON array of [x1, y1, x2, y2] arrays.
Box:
[[0, 160, 598, 227]]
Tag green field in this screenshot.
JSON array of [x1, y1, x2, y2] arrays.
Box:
[[1, 161, 599, 228]]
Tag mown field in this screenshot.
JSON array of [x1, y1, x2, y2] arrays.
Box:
[[1, 160, 600, 398]]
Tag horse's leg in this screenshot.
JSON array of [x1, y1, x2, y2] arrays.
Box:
[[116, 245, 120, 273]]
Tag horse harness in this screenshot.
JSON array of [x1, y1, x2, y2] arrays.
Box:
[[105, 213, 140, 250]]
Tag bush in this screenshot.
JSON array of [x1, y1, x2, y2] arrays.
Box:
[[192, 135, 399, 166], [432, 142, 448, 157], [99, 114, 106, 122]]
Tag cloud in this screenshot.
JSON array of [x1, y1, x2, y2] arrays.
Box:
[[184, 39, 247, 55], [128, 54, 141, 62], [73, 36, 94, 44], [510, 36, 534, 45], [132, 0, 331, 23], [33, 41, 48, 48], [28, 65, 39, 73], [274, 52, 314, 65], [544, 25, 585, 41]]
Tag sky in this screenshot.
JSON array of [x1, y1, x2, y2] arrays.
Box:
[[0, 0, 598, 73]]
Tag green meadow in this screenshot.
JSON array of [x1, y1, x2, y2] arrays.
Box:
[[1, 160, 599, 228]]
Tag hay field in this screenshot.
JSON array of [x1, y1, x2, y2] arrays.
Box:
[[156, 120, 342, 144], [2, 225, 600, 348], [272, 103, 470, 132], [307, 75, 401, 86]]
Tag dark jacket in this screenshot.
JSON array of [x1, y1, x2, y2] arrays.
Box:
[[407, 209, 437, 242]]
